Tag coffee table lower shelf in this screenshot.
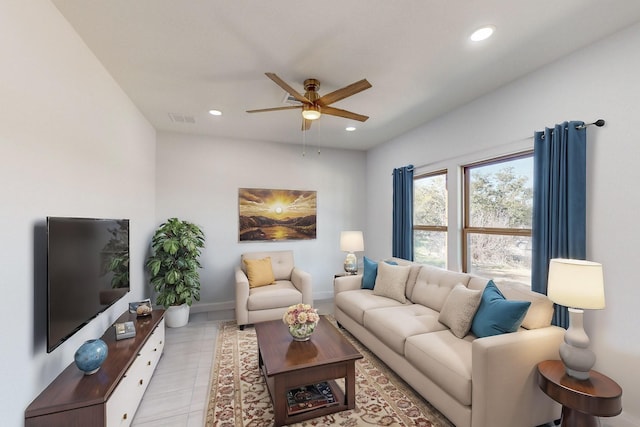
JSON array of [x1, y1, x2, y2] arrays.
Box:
[[260, 363, 352, 425]]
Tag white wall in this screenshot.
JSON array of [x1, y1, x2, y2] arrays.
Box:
[[366, 22, 640, 426], [155, 132, 367, 308], [0, 2, 156, 426]]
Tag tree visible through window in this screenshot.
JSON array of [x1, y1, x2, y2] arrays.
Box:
[[463, 153, 533, 286], [413, 171, 447, 268]]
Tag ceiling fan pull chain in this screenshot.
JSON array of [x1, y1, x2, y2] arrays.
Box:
[[302, 117, 306, 156], [316, 120, 321, 155]]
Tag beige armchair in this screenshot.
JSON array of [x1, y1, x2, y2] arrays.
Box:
[[235, 250, 313, 329]]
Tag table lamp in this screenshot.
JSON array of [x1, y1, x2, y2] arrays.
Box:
[[547, 258, 605, 380], [340, 231, 364, 274]]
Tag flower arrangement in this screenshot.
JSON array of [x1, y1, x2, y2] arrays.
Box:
[[283, 303, 320, 341]]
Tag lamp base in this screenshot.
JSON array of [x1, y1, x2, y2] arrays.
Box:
[[343, 252, 358, 274], [560, 308, 596, 380]]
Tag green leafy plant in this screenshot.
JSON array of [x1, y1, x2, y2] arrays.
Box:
[[146, 218, 205, 308]]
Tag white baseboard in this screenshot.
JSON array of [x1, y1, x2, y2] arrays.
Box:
[[190, 300, 234, 314]]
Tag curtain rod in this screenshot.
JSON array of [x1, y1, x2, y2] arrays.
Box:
[[576, 119, 606, 129], [407, 119, 606, 172], [537, 119, 606, 139]]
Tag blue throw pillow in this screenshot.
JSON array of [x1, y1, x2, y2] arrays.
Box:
[[361, 257, 397, 289], [471, 280, 531, 338]]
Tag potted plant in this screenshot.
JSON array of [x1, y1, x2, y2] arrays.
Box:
[[146, 218, 205, 327]]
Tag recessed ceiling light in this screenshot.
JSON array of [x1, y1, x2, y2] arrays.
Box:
[[208, 109, 222, 116], [345, 126, 357, 132], [470, 25, 495, 42]]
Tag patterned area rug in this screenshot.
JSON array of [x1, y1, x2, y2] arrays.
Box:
[[205, 317, 454, 427]]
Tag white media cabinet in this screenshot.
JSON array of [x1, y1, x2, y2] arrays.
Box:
[[25, 310, 165, 427]]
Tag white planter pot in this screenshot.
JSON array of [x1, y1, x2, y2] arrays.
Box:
[[165, 303, 190, 328]]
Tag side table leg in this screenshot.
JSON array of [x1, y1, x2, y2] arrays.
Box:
[[561, 406, 599, 427]]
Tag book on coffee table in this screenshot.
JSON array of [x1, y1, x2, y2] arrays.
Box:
[[286, 382, 337, 415]]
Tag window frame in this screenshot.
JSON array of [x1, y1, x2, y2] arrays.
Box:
[[461, 151, 533, 275], [413, 169, 448, 266]]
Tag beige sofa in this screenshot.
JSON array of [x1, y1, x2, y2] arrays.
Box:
[[235, 250, 312, 329], [334, 258, 563, 427]]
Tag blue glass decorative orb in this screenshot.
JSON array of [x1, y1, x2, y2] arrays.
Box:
[[74, 339, 108, 375]]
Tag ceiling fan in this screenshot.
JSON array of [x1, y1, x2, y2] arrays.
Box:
[[246, 73, 372, 130]]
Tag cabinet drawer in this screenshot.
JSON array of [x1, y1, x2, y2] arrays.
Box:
[[148, 320, 165, 362], [106, 372, 143, 427], [138, 320, 164, 372]]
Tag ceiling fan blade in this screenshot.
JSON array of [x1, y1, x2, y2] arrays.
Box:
[[265, 72, 311, 104], [321, 106, 369, 122], [316, 79, 372, 107], [302, 118, 312, 131], [246, 105, 302, 113]]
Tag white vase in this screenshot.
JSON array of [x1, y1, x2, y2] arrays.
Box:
[[165, 303, 190, 328]]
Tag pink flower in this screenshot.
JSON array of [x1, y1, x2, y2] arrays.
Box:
[[282, 303, 319, 326]]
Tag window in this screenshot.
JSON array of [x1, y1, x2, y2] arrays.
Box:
[[463, 153, 533, 286], [413, 171, 447, 268]]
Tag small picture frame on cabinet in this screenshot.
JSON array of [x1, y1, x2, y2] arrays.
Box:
[[129, 298, 152, 316], [114, 321, 136, 340]]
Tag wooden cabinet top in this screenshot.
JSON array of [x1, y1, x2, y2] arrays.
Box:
[[25, 310, 165, 419]]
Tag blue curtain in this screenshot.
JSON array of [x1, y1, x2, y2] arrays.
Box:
[[531, 121, 587, 328], [392, 165, 414, 260]]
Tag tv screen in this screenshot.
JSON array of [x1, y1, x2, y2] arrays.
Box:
[[47, 217, 130, 353]]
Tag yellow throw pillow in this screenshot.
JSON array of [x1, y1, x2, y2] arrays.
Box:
[[244, 257, 275, 288]]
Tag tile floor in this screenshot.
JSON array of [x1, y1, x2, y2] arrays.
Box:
[[131, 300, 334, 427]]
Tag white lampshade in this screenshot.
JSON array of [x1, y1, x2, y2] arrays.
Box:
[[547, 258, 605, 309], [340, 231, 364, 252]]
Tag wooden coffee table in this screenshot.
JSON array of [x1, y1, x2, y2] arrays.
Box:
[[255, 316, 363, 426]]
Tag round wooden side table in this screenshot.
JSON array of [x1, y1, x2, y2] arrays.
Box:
[[537, 360, 622, 427]]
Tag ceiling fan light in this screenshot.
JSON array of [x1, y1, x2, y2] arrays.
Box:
[[302, 105, 321, 120]]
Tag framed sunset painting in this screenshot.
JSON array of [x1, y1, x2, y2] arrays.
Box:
[[238, 188, 317, 241]]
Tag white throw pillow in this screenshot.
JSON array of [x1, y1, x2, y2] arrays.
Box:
[[372, 261, 411, 303], [438, 284, 482, 338]]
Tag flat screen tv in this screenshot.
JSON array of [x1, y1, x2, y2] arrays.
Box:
[[47, 216, 130, 353]]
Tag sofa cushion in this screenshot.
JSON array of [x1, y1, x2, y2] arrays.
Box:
[[364, 305, 446, 354], [405, 330, 474, 406], [467, 278, 554, 330], [411, 266, 472, 311], [247, 280, 301, 310], [438, 284, 482, 338], [362, 257, 397, 290], [471, 280, 531, 338], [387, 258, 422, 299], [243, 257, 275, 288], [373, 262, 411, 303], [335, 289, 405, 325], [497, 282, 554, 330]]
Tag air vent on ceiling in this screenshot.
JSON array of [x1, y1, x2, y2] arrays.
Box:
[[282, 93, 302, 105], [168, 113, 196, 124]]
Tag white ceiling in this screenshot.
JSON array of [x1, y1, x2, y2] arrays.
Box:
[[52, 0, 640, 150]]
